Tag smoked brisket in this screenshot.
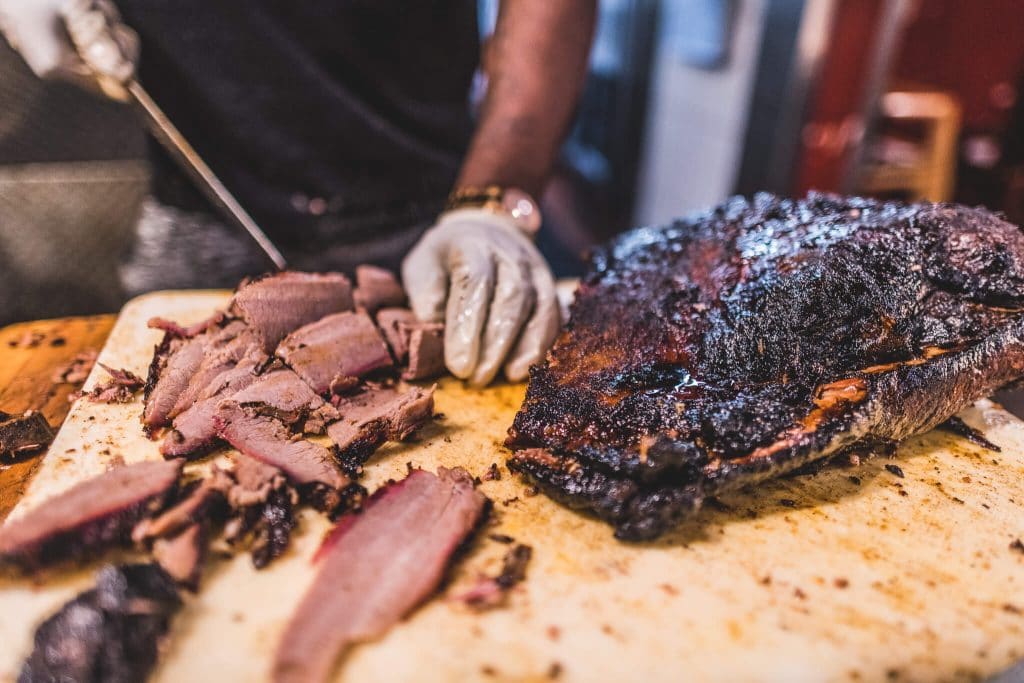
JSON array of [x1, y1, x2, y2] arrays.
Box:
[[508, 193, 1024, 540]]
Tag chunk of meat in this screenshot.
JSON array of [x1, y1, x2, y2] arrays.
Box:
[[0, 459, 183, 571], [143, 334, 206, 430], [221, 458, 299, 569], [19, 563, 181, 683], [327, 385, 435, 467], [152, 523, 205, 590], [353, 265, 406, 313], [0, 410, 53, 460], [403, 324, 445, 380], [215, 401, 359, 513], [277, 312, 392, 394], [230, 272, 354, 352], [508, 193, 1024, 540], [271, 468, 487, 683]]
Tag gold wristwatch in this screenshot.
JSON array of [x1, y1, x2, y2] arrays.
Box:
[[445, 185, 542, 236]]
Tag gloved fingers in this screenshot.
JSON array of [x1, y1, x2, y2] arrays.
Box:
[[61, 0, 136, 85], [401, 232, 448, 323], [443, 240, 495, 379], [503, 260, 561, 382], [469, 254, 535, 386], [0, 0, 79, 79]]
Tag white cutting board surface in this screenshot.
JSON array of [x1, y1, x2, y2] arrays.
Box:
[[1, 291, 1024, 683]]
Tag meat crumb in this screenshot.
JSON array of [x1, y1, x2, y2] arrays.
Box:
[[489, 533, 515, 544], [760, 575, 772, 586], [546, 625, 561, 641], [482, 463, 501, 481], [452, 544, 533, 610], [548, 662, 563, 679], [1004, 603, 1022, 614], [848, 476, 861, 485], [885, 464, 905, 478], [1010, 539, 1024, 553], [778, 498, 796, 508], [502, 497, 520, 506], [481, 665, 497, 677], [660, 583, 679, 596], [794, 588, 807, 600], [834, 578, 849, 589]]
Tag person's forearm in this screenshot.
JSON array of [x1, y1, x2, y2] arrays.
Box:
[[455, 0, 597, 198]]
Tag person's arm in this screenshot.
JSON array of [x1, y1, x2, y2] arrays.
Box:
[[403, 0, 596, 387], [457, 0, 598, 197]]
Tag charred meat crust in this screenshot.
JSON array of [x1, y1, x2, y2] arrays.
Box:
[[19, 563, 181, 683], [508, 193, 1024, 540]]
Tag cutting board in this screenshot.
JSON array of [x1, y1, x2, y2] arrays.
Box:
[[2, 291, 1023, 683]]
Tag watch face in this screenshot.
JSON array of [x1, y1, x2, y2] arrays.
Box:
[[502, 188, 542, 234]]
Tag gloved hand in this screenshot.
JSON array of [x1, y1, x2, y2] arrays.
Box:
[[0, 0, 137, 99], [402, 208, 561, 386]]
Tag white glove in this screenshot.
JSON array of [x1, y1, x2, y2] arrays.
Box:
[[0, 0, 137, 99], [402, 208, 561, 386]]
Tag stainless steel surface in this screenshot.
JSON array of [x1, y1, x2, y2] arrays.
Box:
[[126, 82, 287, 270]]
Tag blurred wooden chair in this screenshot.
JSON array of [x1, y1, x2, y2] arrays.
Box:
[[857, 90, 962, 202]]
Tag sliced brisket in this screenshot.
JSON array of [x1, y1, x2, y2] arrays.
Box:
[[375, 308, 445, 380], [272, 468, 486, 683], [277, 311, 392, 395], [215, 401, 360, 513], [230, 272, 354, 353], [0, 459, 183, 571], [353, 265, 406, 313], [142, 333, 207, 430], [167, 320, 263, 419], [19, 563, 181, 683], [152, 523, 205, 590], [327, 385, 435, 468], [508, 193, 1024, 540], [131, 471, 231, 544]]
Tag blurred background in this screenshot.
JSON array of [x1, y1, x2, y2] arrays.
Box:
[[2, 0, 1024, 324]]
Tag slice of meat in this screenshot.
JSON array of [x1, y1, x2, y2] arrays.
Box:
[[230, 272, 354, 353], [376, 308, 417, 362], [0, 410, 53, 460], [19, 563, 181, 683], [147, 311, 226, 339], [152, 523, 205, 590], [231, 368, 339, 430], [374, 309, 445, 379], [143, 333, 207, 430], [508, 193, 1024, 540], [327, 385, 435, 468], [353, 265, 406, 313], [271, 468, 487, 683], [0, 459, 183, 571], [161, 359, 264, 458], [162, 366, 339, 459], [168, 321, 263, 419], [52, 350, 97, 385], [75, 364, 145, 404], [403, 324, 445, 380], [215, 401, 360, 513], [132, 471, 231, 544], [277, 311, 392, 394]]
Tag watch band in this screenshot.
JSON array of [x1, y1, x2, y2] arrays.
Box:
[[445, 185, 542, 235]]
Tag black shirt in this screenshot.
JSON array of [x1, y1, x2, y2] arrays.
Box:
[[118, 0, 479, 252]]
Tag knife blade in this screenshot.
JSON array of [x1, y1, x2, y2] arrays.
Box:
[[126, 81, 287, 270]]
